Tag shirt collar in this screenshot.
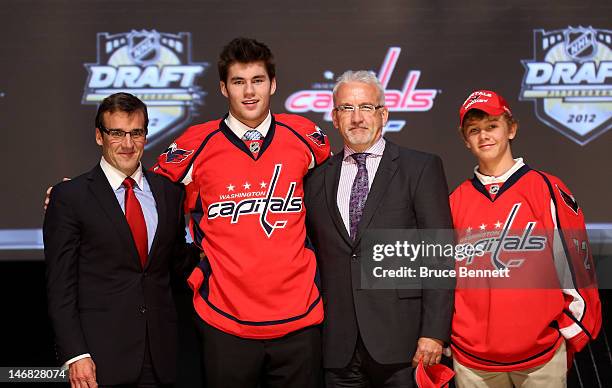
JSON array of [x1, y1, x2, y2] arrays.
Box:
[[343, 136, 386, 161], [100, 157, 144, 191], [225, 111, 272, 139], [474, 158, 524, 185]]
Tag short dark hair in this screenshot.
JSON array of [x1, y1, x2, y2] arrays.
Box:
[[459, 108, 517, 138], [218, 37, 275, 82], [95, 92, 149, 132]]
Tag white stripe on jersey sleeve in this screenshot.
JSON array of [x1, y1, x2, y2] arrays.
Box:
[[550, 198, 587, 339], [181, 165, 193, 185]]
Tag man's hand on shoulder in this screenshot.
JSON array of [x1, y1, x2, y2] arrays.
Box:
[[412, 337, 444, 367], [44, 177, 71, 211], [69, 357, 97, 388]]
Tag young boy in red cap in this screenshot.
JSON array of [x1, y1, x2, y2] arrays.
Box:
[[448, 90, 601, 387]]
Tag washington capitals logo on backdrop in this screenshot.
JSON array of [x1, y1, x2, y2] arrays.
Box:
[[162, 143, 194, 164], [285, 47, 439, 134], [520, 26, 612, 145], [83, 30, 209, 148]]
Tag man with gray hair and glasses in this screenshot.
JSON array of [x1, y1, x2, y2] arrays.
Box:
[[305, 70, 454, 387]]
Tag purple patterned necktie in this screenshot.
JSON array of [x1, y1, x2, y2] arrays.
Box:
[[349, 153, 370, 239]]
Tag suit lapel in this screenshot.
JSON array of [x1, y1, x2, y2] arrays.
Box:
[[87, 165, 141, 266], [324, 152, 352, 247], [144, 169, 166, 270], [354, 140, 399, 246]]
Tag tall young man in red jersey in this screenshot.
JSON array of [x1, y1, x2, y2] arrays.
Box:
[[153, 38, 330, 387], [449, 90, 601, 387]]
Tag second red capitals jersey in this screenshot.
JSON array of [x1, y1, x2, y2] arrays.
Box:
[[153, 113, 330, 339], [449, 163, 601, 371]]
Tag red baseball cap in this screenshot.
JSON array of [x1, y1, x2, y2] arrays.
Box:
[[415, 360, 455, 388], [459, 90, 512, 126]]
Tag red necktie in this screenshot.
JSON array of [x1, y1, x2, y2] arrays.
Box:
[[123, 177, 148, 267]]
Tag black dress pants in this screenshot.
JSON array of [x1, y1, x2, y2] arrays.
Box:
[[325, 336, 414, 388], [197, 319, 322, 388], [99, 332, 172, 388]]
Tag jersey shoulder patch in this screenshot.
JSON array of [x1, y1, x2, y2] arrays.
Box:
[[275, 114, 328, 147], [306, 125, 327, 147], [152, 119, 223, 182], [165, 120, 221, 159], [274, 113, 330, 165], [557, 184, 579, 214], [159, 120, 221, 164], [161, 142, 194, 164], [535, 171, 580, 215]]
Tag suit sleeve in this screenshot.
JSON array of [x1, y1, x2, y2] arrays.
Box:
[[546, 176, 602, 354], [43, 184, 89, 364], [412, 155, 455, 343]]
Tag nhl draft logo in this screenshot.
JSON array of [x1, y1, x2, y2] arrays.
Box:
[[83, 30, 209, 148], [520, 26, 612, 145], [285, 47, 438, 133]]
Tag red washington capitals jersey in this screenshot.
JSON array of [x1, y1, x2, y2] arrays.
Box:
[[449, 164, 601, 371], [153, 113, 330, 339]]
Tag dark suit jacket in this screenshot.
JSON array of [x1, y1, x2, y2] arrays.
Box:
[[304, 140, 454, 369], [44, 164, 197, 385]]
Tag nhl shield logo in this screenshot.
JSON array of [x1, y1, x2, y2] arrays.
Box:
[[128, 30, 161, 65], [249, 141, 261, 154], [83, 30, 209, 149], [564, 27, 596, 61], [520, 26, 612, 145]]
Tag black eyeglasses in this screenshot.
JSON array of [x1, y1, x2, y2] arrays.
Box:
[[99, 125, 147, 141]]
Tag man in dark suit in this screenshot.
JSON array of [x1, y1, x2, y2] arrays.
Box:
[[44, 93, 197, 387], [304, 71, 454, 387]]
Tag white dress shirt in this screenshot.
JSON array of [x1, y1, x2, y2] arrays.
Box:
[[100, 157, 158, 251]]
